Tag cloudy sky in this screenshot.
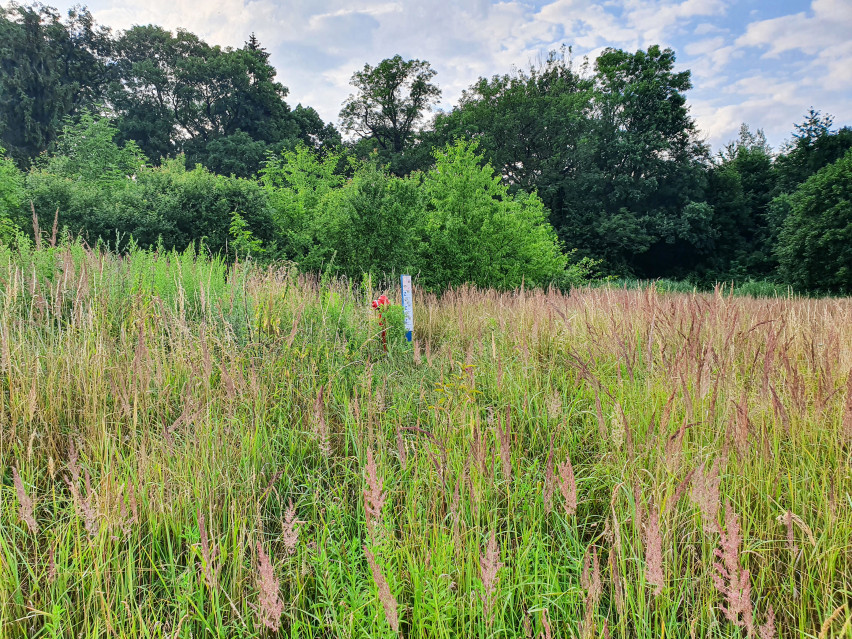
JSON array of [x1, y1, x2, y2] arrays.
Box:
[[23, 0, 852, 151]]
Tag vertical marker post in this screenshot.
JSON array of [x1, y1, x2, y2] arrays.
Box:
[[400, 274, 414, 342]]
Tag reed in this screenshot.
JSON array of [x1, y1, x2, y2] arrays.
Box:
[[1, 242, 851, 637]]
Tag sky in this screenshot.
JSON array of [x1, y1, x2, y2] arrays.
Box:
[[15, 0, 852, 151]]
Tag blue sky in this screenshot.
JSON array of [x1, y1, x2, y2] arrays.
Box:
[[16, 0, 852, 151]]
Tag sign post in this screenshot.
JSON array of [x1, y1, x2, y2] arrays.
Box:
[[400, 274, 414, 342]]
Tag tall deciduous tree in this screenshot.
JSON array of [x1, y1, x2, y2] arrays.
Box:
[[431, 46, 710, 277], [776, 150, 852, 294], [431, 47, 593, 194], [705, 124, 777, 278], [339, 55, 440, 156], [774, 110, 852, 194], [0, 3, 112, 166], [110, 28, 338, 176], [580, 45, 710, 276]]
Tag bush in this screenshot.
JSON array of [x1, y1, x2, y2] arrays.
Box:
[[776, 150, 852, 294], [0, 145, 23, 242], [23, 115, 275, 255], [262, 146, 422, 278], [133, 158, 275, 255], [419, 139, 567, 290]]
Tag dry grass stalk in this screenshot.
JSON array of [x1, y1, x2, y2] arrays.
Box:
[[667, 468, 697, 516], [471, 419, 486, 477], [396, 428, 407, 470], [64, 466, 98, 537], [282, 500, 300, 555], [557, 454, 577, 517], [538, 608, 552, 639], [818, 604, 848, 639], [842, 373, 852, 443], [118, 482, 138, 538], [314, 385, 330, 456], [665, 420, 688, 474], [47, 545, 57, 584], [197, 509, 221, 590], [732, 393, 750, 457], [769, 384, 791, 435], [543, 437, 555, 514], [364, 448, 386, 534], [255, 541, 284, 631], [759, 605, 776, 639], [784, 510, 798, 561], [364, 545, 399, 633], [480, 531, 503, 627], [496, 408, 512, 482], [285, 303, 304, 348], [547, 391, 562, 421], [49, 207, 59, 247], [31, 202, 41, 250], [12, 467, 38, 534], [609, 549, 625, 618], [610, 403, 627, 451], [580, 548, 601, 638], [691, 459, 722, 533], [644, 504, 665, 596], [713, 501, 754, 635]]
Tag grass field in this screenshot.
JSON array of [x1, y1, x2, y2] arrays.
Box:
[[1, 243, 851, 638]]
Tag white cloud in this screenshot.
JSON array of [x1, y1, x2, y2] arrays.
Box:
[[736, 0, 852, 57]]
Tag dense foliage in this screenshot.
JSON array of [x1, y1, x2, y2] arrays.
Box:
[[776, 150, 852, 294], [1, 3, 851, 292]]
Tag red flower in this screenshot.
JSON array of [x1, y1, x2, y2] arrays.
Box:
[[377, 295, 389, 306]]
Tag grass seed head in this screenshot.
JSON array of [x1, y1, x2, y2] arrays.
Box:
[[12, 467, 38, 534]]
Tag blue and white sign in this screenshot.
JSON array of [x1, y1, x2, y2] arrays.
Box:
[[400, 274, 414, 342]]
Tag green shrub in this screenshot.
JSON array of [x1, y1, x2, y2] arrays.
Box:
[[776, 149, 852, 294], [419, 139, 567, 290], [0, 145, 23, 242]]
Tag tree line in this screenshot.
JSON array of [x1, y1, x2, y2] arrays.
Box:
[[1, 3, 850, 293]]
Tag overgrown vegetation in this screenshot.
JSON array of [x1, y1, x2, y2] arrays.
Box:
[[1, 244, 851, 637], [3, 4, 851, 293]]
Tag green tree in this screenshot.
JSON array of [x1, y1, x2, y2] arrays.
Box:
[[578, 45, 710, 276], [261, 144, 422, 277], [110, 28, 338, 175], [705, 124, 777, 278], [774, 110, 852, 194], [25, 113, 272, 252], [0, 145, 23, 242], [430, 46, 709, 277], [431, 47, 593, 196], [0, 3, 112, 166], [339, 55, 440, 170], [41, 111, 147, 182], [419, 139, 566, 290], [261, 143, 345, 262], [776, 150, 852, 294], [323, 161, 423, 277]]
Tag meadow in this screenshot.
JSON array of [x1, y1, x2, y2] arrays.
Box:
[[1, 242, 851, 638]]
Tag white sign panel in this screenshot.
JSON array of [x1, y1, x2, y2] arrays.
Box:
[[400, 274, 414, 342]]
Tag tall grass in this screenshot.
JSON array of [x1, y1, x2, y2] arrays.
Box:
[[1, 244, 851, 638]]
